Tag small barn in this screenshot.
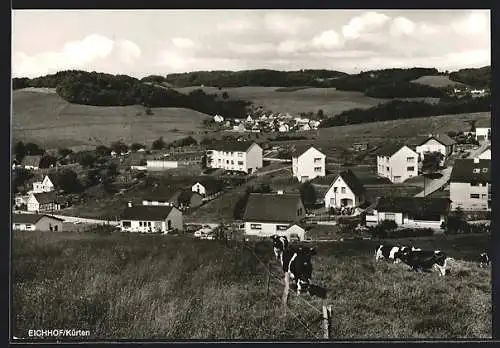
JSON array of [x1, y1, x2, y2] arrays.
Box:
[[12, 213, 64, 231]]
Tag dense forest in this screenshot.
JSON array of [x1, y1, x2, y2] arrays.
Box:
[[449, 66, 491, 88], [12, 70, 251, 118], [319, 95, 491, 128]]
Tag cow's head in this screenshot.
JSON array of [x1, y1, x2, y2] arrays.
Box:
[[294, 247, 316, 293], [271, 235, 287, 250]]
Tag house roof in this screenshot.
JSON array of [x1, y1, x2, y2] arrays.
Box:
[[193, 178, 225, 195], [291, 144, 324, 157], [330, 170, 365, 196], [416, 133, 456, 146], [142, 186, 181, 201], [22, 155, 42, 167], [120, 205, 176, 221], [243, 193, 303, 223], [33, 191, 59, 204], [12, 213, 64, 224], [207, 141, 258, 152], [376, 143, 407, 157], [475, 118, 491, 128], [375, 197, 451, 215], [177, 189, 202, 204], [450, 159, 491, 183]]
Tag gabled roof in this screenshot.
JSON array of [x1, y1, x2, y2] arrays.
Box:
[[207, 141, 259, 152], [475, 118, 491, 128], [291, 145, 325, 158], [330, 170, 365, 196], [450, 159, 491, 183], [22, 155, 42, 167], [32, 191, 59, 204], [243, 193, 303, 223], [120, 205, 176, 221], [177, 189, 202, 204], [12, 213, 64, 224], [375, 197, 451, 215], [142, 186, 181, 201], [416, 133, 456, 147], [377, 143, 409, 157], [193, 178, 225, 195]]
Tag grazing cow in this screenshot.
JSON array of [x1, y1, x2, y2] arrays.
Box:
[[479, 252, 490, 268], [375, 244, 403, 263], [396, 249, 453, 276], [271, 235, 289, 263], [282, 246, 316, 295]]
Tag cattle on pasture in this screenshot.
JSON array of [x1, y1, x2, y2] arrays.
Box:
[[282, 246, 316, 295], [271, 235, 289, 264], [375, 245, 421, 264], [396, 249, 453, 276], [479, 252, 490, 268]]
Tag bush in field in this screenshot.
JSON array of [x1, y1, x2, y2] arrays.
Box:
[[370, 220, 398, 238]]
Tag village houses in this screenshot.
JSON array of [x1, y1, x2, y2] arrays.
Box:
[[206, 141, 263, 174], [242, 193, 306, 239], [31, 175, 56, 194], [21, 155, 42, 170], [12, 213, 64, 232], [120, 203, 183, 233], [323, 169, 365, 209], [377, 144, 419, 183], [475, 119, 491, 142], [191, 178, 225, 201], [415, 133, 456, 166], [449, 158, 491, 211], [477, 146, 491, 160], [27, 191, 65, 213], [292, 146, 326, 182], [365, 197, 451, 230]]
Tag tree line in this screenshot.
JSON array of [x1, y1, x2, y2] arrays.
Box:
[[319, 95, 491, 128], [449, 66, 491, 88]]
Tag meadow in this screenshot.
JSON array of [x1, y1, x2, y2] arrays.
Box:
[[12, 89, 212, 149], [411, 75, 465, 88], [12, 231, 491, 340]]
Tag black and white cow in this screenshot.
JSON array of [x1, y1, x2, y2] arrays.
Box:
[[396, 249, 453, 276], [375, 244, 421, 264], [282, 246, 316, 295], [271, 235, 289, 263], [479, 252, 490, 268]]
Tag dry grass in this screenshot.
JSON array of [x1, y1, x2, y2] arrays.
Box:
[[12, 89, 211, 149], [12, 231, 491, 340]]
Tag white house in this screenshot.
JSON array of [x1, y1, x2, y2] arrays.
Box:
[[12, 214, 64, 232], [32, 175, 55, 194], [27, 192, 63, 213], [415, 133, 456, 166], [377, 144, 418, 183], [292, 146, 326, 182], [191, 178, 225, 201], [278, 124, 289, 133], [284, 223, 307, 241], [214, 114, 224, 123], [475, 118, 491, 142], [324, 169, 365, 209], [299, 124, 311, 131], [365, 197, 451, 230], [243, 193, 306, 237], [449, 158, 491, 211], [120, 203, 183, 233], [21, 155, 42, 170], [141, 186, 179, 206], [246, 115, 253, 123], [478, 146, 491, 159], [146, 156, 178, 170], [206, 141, 263, 174]]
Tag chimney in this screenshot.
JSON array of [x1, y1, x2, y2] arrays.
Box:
[[127, 201, 132, 208], [474, 158, 480, 164], [428, 133, 433, 138]]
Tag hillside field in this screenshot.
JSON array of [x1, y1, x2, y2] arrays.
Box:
[[12, 89, 212, 149], [411, 75, 465, 88], [12, 231, 491, 340]]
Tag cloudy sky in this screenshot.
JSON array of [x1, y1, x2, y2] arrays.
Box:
[[12, 10, 490, 78]]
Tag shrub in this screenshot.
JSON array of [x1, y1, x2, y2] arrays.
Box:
[[387, 228, 434, 238]]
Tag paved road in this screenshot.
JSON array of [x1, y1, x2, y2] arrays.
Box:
[[467, 141, 490, 159], [254, 166, 291, 177], [414, 167, 453, 197]]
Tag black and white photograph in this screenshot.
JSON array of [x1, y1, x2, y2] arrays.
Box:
[[11, 9, 492, 340]]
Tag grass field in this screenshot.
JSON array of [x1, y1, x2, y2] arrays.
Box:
[[411, 75, 465, 88], [12, 89, 212, 149], [12, 231, 491, 340]]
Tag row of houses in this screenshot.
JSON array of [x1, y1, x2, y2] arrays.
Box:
[[214, 112, 321, 133]]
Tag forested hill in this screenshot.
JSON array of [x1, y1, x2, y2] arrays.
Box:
[[449, 66, 491, 88], [12, 70, 251, 118]]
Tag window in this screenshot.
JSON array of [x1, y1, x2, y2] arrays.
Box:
[[386, 167, 390, 171], [218, 159, 221, 163], [473, 168, 480, 173], [407, 166, 415, 171], [482, 194, 487, 199], [341, 187, 346, 194], [406, 157, 414, 162], [139, 221, 143, 227], [250, 224, 262, 230], [314, 167, 322, 172], [14, 223, 20, 228], [276, 225, 288, 231], [482, 168, 488, 173], [470, 194, 480, 199], [25, 224, 32, 230], [122, 221, 131, 227], [231, 160, 234, 164], [333, 187, 337, 193], [297, 208, 303, 216], [147, 222, 152, 227], [385, 213, 396, 221], [238, 153, 243, 157], [471, 182, 479, 186], [226, 160, 229, 164], [237, 161, 244, 165], [314, 158, 322, 163]]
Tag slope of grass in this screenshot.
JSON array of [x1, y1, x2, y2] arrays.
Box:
[[411, 75, 465, 88], [12, 231, 491, 340], [12, 89, 211, 149]]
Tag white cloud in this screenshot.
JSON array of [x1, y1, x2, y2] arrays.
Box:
[[263, 13, 310, 35], [217, 19, 254, 34], [312, 30, 342, 50], [227, 42, 275, 55], [277, 40, 308, 54], [452, 11, 489, 35], [172, 37, 195, 48], [342, 11, 390, 39], [389, 17, 416, 37], [12, 34, 142, 77]]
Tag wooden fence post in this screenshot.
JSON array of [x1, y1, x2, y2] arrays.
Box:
[[282, 272, 290, 314], [322, 305, 329, 339], [327, 305, 333, 339]]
